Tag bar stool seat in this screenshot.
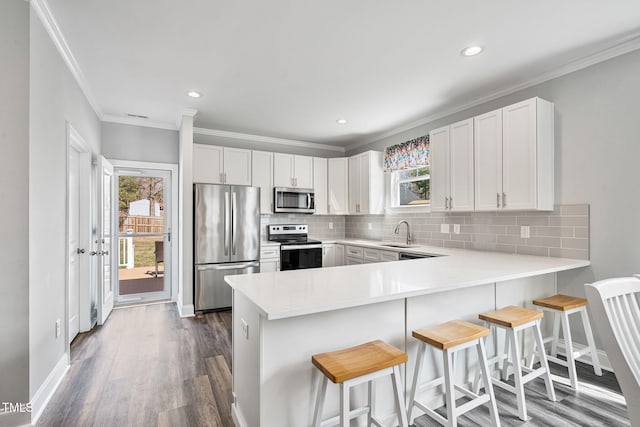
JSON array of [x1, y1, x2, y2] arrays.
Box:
[[312, 340, 409, 427], [478, 306, 556, 422], [529, 294, 602, 388], [408, 320, 500, 427]]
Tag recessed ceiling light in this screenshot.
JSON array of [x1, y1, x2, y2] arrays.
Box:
[[187, 91, 202, 98], [460, 45, 484, 57], [336, 119, 348, 124]]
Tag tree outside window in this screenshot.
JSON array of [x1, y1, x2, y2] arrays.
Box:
[[396, 166, 430, 206]]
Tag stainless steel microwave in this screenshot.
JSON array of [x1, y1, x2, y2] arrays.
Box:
[[274, 187, 315, 213]]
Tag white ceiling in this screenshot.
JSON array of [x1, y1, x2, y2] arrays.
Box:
[[44, 0, 640, 146]]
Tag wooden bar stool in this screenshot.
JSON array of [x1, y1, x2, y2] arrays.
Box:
[[407, 320, 500, 427], [478, 306, 556, 421], [529, 294, 602, 388], [311, 340, 409, 427]]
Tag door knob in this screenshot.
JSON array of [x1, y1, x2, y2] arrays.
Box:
[[103, 250, 110, 256], [90, 251, 99, 256]]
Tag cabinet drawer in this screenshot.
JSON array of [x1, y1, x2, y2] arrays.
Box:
[[363, 248, 380, 262], [345, 245, 364, 258], [346, 256, 364, 265], [379, 250, 399, 262], [260, 247, 280, 260]]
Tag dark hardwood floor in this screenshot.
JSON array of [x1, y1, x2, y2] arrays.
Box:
[[37, 302, 629, 427]]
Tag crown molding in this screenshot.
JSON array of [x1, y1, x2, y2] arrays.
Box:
[[346, 32, 640, 152], [102, 114, 179, 131], [194, 127, 346, 153], [31, 0, 104, 120]]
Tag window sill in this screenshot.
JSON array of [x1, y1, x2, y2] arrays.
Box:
[[385, 204, 431, 214]]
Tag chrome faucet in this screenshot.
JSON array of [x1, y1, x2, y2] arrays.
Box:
[[394, 220, 412, 245]]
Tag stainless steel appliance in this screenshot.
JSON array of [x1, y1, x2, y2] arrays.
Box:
[[399, 252, 438, 260], [267, 224, 322, 270], [194, 184, 260, 311], [274, 187, 315, 213]]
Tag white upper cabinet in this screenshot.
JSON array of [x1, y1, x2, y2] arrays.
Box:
[[475, 97, 554, 211], [273, 153, 313, 188], [430, 119, 474, 212], [193, 144, 251, 185], [252, 150, 274, 214], [313, 157, 328, 215], [348, 151, 384, 215], [328, 157, 348, 215]]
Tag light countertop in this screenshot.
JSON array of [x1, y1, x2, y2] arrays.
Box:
[[227, 239, 590, 320]]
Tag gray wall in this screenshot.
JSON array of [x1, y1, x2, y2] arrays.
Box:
[[349, 49, 640, 302], [29, 7, 102, 399], [102, 122, 179, 164], [194, 133, 345, 158], [0, 1, 30, 426]]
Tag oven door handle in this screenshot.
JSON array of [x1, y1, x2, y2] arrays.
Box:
[[280, 244, 323, 251]]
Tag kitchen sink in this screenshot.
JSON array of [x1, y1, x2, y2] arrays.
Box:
[[378, 242, 419, 248]]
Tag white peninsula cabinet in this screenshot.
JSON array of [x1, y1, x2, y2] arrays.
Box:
[[260, 244, 280, 272], [193, 144, 251, 185], [313, 158, 328, 214], [322, 243, 345, 267], [474, 97, 554, 211], [348, 151, 384, 215], [327, 158, 348, 214], [252, 150, 273, 214], [429, 118, 475, 212], [273, 153, 314, 189]]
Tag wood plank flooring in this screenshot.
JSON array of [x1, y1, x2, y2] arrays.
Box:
[[37, 302, 630, 427]]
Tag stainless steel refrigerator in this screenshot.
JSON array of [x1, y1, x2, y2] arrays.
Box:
[[194, 184, 260, 310]]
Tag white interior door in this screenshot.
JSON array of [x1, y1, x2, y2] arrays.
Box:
[[68, 148, 81, 341], [98, 156, 115, 324]]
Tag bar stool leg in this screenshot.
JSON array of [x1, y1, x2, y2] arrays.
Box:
[[477, 338, 500, 427], [340, 382, 349, 427], [407, 342, 426, 423], [367, 379, 375, 426], [533, 319, 557, 402], [580, 308, 603, 376], [313, 376, 328, 427], [559, 311, 578, 388], [391, 365, 409, 427], [501, 330, 511, 381], [508, 328, 528, 421], [550, 312, 561, 358], [442, 348, 457, 427]]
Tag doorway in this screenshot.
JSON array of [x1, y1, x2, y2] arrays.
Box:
[[113, 163, 176, 305]]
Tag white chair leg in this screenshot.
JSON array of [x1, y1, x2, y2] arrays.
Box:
[[501, 330, 511, 381], [367, 379, 374, 426], [550, 312, 561, 357], [313, 376, 328, 427], [581, 307, 603, 376], [443, 348, 457, 427], [560, 311, 578, 388], [407, 342, 426, 423], [391, 365, 409, 427], [340, 383, 349, 427], [477, 338, 501, 427], [508, 329, 528, 421], [534, 320, 557, 402]]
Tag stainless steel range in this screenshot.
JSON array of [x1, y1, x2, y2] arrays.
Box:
[[267, 224, 322, 270]]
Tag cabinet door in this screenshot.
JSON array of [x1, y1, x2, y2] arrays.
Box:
[[273, 153, 294, 187], [502, 98, 537, 210], [260, 259, 279, 273], [313, 158, 328, 214], [429, 126, 450, 212], [223, 147, 252, 186], [379, 250, 399, 262], [322, 244, 335, 267], [358, 154, 370, 213], [346, 256, 364, 265], [335, 244, 345, 266], [348, 155, 360, 214], [366, 151, 385, 215], [252, 150, 273, 213], [294, 155, 314, 189], [449, 119, 474, 211], [474, 109, 503, 211], [193, 144, 223, 184], [328, 158, 348, 214]]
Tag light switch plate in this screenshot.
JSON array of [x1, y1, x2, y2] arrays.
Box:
[[441, 224, 450, 233], [453, 224, 460, 234], [520, 225, 530, 239], [368, 223, 372, 230], [328, 222, 334, 229]]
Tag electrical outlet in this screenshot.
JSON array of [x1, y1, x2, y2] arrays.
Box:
[[55, 319, 61, 338], [367, 223, 372, 230], [520, 225, 530, 239], [240, 318, 249, 340], [328, 222, 334, 230], [441, 224, 450, 233], [453, 224, 460, 234]]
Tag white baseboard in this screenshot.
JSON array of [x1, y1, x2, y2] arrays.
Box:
[[557, 339, 612, 372], [177, 302, 195, 317], [231, 403, 248, 427], [30, 353, 70, 425]]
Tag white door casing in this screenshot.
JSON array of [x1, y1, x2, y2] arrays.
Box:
[[68, 148, 80, 342], [98, 156, 115, 325]]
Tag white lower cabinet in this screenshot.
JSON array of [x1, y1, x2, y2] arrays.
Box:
[[260, 245, 280, 272], [379, 250, 399, 262], [335, 244, 345, 266], [344, 245, 399, 265], [322, 244, 335, 267]]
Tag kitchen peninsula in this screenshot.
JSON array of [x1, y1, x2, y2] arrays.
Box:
[[226, 243, 590, 427]]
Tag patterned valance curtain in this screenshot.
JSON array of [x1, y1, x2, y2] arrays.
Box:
[[382, 135, 430, 172]]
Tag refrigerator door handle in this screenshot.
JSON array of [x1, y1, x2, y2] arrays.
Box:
[[224, 191, 230, 256], [196, 261, 260, 271], [232, 191, 237, 255]]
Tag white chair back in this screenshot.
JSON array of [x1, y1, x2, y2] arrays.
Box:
[[585, 277, 640, 426]]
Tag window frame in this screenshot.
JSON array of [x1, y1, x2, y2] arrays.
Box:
[[388, 165, 431, 212]]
